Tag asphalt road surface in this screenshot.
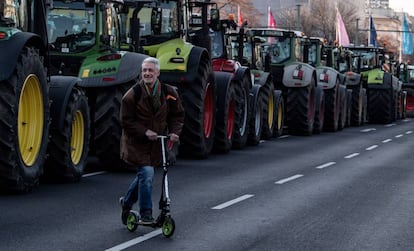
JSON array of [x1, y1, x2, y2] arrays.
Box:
[[1, 119, 414, 251]]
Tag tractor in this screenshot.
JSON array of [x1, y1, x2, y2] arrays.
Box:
[[46, 0, 148, 169], [242, 28, 317, 136], [399, 63, 413, 117], [0, 0, 90, 192], [345, 45, 405, 123]]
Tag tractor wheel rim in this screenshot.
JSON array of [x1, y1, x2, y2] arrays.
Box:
[[204, 83, 214, 138], [71, 110, 85, 164], [227, 99, 235, 139], [268, 94, 274, 128], [18, 74, 44, 167]]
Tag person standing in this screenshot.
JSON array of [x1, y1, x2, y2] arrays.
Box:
[[119, 57, 184, 224]]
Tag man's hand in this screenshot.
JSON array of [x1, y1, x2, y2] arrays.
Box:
[[145, 129, 158, 141], [168, 133, 179, 142]]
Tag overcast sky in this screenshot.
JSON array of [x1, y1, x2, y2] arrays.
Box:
[[389, 0, 414, 16]]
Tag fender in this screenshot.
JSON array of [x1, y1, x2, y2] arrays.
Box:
[[316, 66, 339, 90], [283, 62, 315, 88], [158, 46, 209, 85], [49, 76, 82, 131], [233, 66, 252, 89], [78, 52, 148, 87], [0, 32, 46, 81]]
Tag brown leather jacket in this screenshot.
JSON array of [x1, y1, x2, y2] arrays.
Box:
[[120, 81, 184, 167]]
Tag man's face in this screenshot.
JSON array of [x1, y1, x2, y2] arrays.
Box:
[[141, 62, 160, 85]]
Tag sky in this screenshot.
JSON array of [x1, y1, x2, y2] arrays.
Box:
[[389, 0, 414, 16]]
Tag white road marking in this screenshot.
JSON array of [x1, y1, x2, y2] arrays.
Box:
[[344, 153, 360, 159], [382, 139, 392, 143], [315, 162, 336, 169], [403, 119, 410, 122], [82, 171, 107, 177], [361, 128, 376, 132], [395, 134, 403, 138], [384, 123, 396, 127], [278, 135, 290, 139], [406, 131, 413, 134], [105, 229, 162, 251], [275, 174, 304, 185], [211, 194, 254, 210], [366, 145, 378, 151]]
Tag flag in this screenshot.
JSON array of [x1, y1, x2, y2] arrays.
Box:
[[335, 8, 350, 46], [237, 5, 243, 27], [369, 15, 377, 46], [268, 6, 277, 28], [402, 15, 413, 55]]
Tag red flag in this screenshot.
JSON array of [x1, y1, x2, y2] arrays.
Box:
[[268, 6, 277, 28], [238, 5, 243, 26], [335, 8, 350, 46]]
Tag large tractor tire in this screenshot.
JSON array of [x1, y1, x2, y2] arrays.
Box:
[[44, 88, 90, 182], [349, 85, 364, 126], [213, 72, 235, 154], [179, 56, 216, 158], [93, 84, 131, 170], [272, 90, 285, 137], [258, 76, 275, 140], [337, 86, 348, 130], [323, 83, 340, 132], [313, 86, 325, 135], [367, 87, 394, 124], [286, 83, 316, 136], [232, 75, 250, 149], [247, 84, 263, 146], [0, 47, 49, 192]]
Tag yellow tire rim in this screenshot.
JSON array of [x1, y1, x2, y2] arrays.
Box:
[[267, 93, 274, 128], [71, 110, 85, 165], [18, 74, 44, 167]]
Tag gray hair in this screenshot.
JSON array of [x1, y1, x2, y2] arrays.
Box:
[[142, 57, 160, 71]]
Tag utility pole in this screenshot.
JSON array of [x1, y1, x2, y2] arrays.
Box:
[[296, 4, 301, 30], [355, 18, 359, 45]]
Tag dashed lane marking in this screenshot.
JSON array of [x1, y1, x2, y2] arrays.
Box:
[[406, 131, 413, 134], [211, 194, 254, 210], [395, 134, 403, 138], [105, 229, 162, 251], [344, 153, 360, 159], [366, 145, 378, 151], [275, 174, 304, 185], [361, 128, 376, 132], [315, 162, 336, 169], [382, 139, 392, 143], [82, 171, 107, 177], [384, 123, 396, 127]]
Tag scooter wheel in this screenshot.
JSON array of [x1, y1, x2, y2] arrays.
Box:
[[126, 211, 139, 232], [162, 216, 175, 238]]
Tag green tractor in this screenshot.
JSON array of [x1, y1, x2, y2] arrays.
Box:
[[47, 0, 148, 168], [346, 46, 405, 123], [243, 28, 317, 136], [0, 0, 90, 192], [228, 28, 284, 144], [324, 45, 367, 127]]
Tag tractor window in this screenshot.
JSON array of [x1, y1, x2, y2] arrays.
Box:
[[210, 31, 223, 58], [307, 43, 317, 66], [360, 52, 376, 70], [266, 37, 291, 64], [48, 2, 96, 53], [1, 0, 28, 30], [135, 2, 180, 44], [409, 70, 414, 82]]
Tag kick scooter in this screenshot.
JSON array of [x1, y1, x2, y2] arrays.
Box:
[[125, 135, 176, 238]]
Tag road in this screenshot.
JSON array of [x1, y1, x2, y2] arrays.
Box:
[[1, 119, 414, 251]]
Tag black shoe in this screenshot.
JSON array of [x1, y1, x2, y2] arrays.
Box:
[[119, 197, 130, 225], [140, 210, 154, 224]]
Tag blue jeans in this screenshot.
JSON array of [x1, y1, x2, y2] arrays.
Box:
[[123, 165, 154, 215]]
